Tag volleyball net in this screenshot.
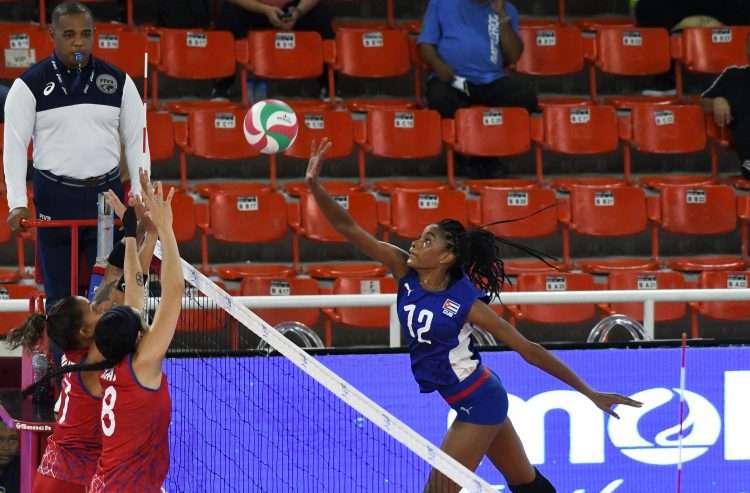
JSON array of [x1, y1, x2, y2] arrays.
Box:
[[148, 244, 494, 493]]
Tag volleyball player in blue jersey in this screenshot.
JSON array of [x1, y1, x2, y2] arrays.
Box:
[[305, 139, 642, 493]]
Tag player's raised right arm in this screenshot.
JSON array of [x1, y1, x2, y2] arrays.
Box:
[[305, 139, 410, 279]]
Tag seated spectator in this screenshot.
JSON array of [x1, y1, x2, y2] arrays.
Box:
[[418, 0, 537, 178], [701, 33, 750, 179], [212, 0, 334, 99], [0, 421, 19, 493]]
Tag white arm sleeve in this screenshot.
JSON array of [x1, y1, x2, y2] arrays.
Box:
[[119, 74, 150, 196], [3, 79, 35, 210]]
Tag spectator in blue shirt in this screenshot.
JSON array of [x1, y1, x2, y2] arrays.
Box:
[[418, 0, 537, 178]]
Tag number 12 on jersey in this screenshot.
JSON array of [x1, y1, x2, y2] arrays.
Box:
[[403, 304, 433, 344]]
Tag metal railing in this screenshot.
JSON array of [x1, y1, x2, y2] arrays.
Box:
[[3, 288, 750, 346]]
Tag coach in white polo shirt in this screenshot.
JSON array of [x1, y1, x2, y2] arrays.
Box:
[[3, 2, 149, 307]]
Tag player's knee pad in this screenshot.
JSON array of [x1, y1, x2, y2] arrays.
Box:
[[508, 468, 556, 493]]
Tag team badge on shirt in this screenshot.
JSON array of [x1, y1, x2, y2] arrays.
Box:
[[96, 74, 117, 94], [442, 298, 461, 318]]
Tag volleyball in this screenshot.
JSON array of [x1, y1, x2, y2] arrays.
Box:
[[243, 99, 299, 154]]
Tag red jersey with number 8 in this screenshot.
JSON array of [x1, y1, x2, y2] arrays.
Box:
[[89, 354, 171, 493], [37, 349, 102, 485]]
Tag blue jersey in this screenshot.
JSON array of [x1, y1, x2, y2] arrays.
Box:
[[417, 0, 521, 84], [397, 270, 485, 393]]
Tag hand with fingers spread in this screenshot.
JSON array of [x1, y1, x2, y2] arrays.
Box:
[[141, 181, 175, 234], [130, 169, 157, 235], [587, 390, 643, 419], [305, 138, 333, 188]]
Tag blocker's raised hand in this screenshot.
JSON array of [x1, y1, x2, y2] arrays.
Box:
[[305, 138, 333, 187], [141, 180, 175, 233]]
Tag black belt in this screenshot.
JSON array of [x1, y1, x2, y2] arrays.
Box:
[[38, 168, 120, 188]]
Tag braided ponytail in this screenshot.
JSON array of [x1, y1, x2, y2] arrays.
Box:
[[437, 212, 560, 302]]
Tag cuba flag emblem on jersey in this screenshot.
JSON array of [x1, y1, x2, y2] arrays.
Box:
[[442, 298, 461, 318]]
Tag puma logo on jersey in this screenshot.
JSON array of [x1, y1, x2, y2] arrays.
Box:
[[101, 368, 116, 382], [459, 406, 472, 415], [404, 283, 413, 296]]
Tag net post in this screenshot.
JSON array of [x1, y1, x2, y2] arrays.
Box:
[[643, 299, 655, 340], [389, 302, 400, 348]]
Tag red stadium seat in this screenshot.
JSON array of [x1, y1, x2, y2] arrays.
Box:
[[738, 195, 750, 256], [509, 272, 599, 325], [515, 25, 585, 76], [322, 275, 397, 346], [202, 190, 291, 279], [468, 186, 565, 274], [442, 107, 532, 188], [606, 270, 687, 322], [92, 29, 149, 78], [150, 29, 236, 110], [305, 263, 388, 279], [236, 31, 327, 108], [533, 104, 623, 185], [586, 27, 671, 102], [281, 109, 358, 194], [691, 270, 750, 337], [0, 24, 53, 80], [146, 111, 175, 162], [194, 183, 270, 199], [355, 109, 444, 190], [380, 189, 466, 240], [173, 108, 262, 189], [240, 276, 320, 328], [289, 190, 379, 271], [672, 26, 750, 97], [621, 104, 708, 183], [563, 185, 658, 273], [175, 290, 230, 333], [324, 28, 415, 111], [653, 184, 745, 272], [0, 284, 41, 336], [573, 17, 636, 31], [170, 190, 196, 244]]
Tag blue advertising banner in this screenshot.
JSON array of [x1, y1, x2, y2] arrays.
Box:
[[166, 346, 750, 492]]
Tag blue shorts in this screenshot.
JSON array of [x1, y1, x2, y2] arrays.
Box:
[[438, 365, 509, 426]]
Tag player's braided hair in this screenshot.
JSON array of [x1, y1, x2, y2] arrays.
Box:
[[6, 297, 85, 353], [437, 204, 559, 302], [21, 306, 143, 397]]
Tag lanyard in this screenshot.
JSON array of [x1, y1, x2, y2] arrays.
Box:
[[50, 57, 95, 96]]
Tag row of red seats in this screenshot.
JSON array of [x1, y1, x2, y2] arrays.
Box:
[[135, 103, 733, 190], [1, 180, 745, 282], [162, 183, 750, 280], [1, 24, 748, 109]]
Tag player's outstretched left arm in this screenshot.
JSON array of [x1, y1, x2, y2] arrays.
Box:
[[132, 179, 183, 388], [467, 301, 643, 418]]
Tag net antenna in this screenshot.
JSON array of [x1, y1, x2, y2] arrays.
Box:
[[154, 243, 495, 493]]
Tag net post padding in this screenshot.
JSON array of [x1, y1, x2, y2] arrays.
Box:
[[154, 243, 495, 493]]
